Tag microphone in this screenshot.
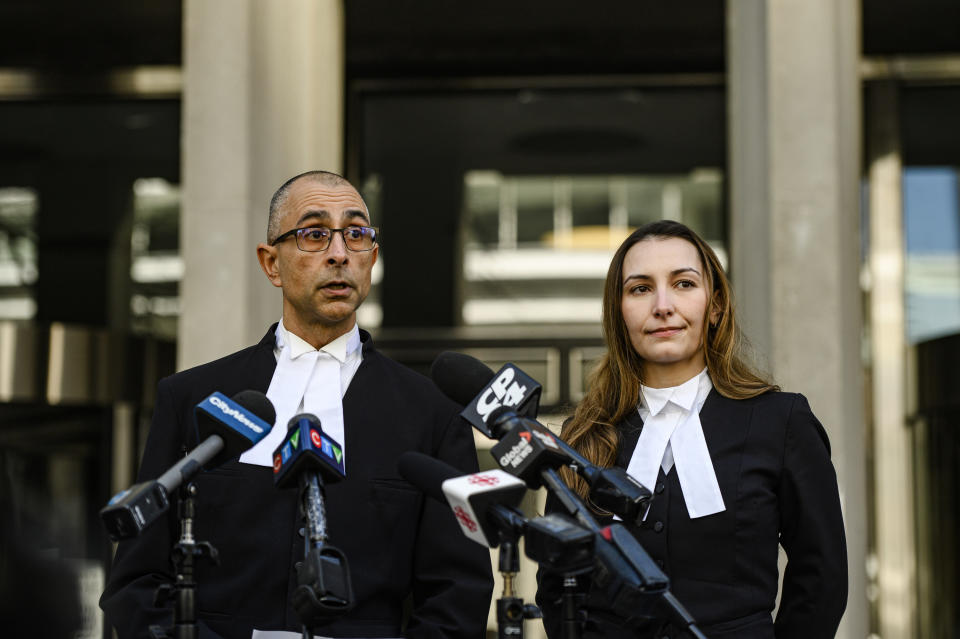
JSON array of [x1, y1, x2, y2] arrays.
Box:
[[272, 414, 353, 625], [429, 354, 709, 634], [431, 352, 542, 438], [491, 407, 652, 523], [100, 390, 275, 541], [396, 454, 699, 634], [397, 451, 594, 574], [431, 352, 652, 523], [272, 413, 345, 489], [488, 408, 570, 489], [398, 450, 526, 548]]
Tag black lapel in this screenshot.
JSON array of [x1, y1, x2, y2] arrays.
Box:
[[698, 389, 754, 499], [342, 329, 376, 405], [698, 389, 754, 450], [615, 409, 645, 468], [246, 323, 280, 393]]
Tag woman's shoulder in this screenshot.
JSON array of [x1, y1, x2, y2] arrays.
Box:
[[717, 387, 808, 409], [718, 389, 830, 452]]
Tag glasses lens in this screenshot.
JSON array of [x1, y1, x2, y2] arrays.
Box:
[[297, 227, 332, 251], [294, 226, 377, 251], [343, 226, 377, 250]]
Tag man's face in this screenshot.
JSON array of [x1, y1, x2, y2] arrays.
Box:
[[259, 179, 378, 341]]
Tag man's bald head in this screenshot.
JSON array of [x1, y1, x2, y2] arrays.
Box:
[[267, 171, 363, 243]]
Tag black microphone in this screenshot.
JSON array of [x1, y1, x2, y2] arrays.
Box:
[[398, 450, 527, 548], [100, 390, 275, 541], [431, 352, 652, 524], [488, 407, 570, 489], [272, 413, 353, 626], [491, 407, 652, 524], [396, 453, 672, 616], [272, 413, 345, 489], [397, 451, 594, 574], [431, 351, 542, 438], [399, 451, 596, 638]]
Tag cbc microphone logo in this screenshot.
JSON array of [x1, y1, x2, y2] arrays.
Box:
[[468, 474, 500, 486], [453, 506, 478, 532]]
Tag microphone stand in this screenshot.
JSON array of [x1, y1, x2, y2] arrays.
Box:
[[150, 482, 220, 639], [559, 575, 585, 639], [292, 473, 353, 638], [539, 469, 708, 639], [493, 515, 541, 639]]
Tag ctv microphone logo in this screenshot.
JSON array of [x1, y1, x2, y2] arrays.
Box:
[[310, 429, 323, 448], [273, 453, 282, 473], [453, 506, 478, 532]]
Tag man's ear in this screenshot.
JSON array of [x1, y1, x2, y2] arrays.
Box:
[[257, 243, 283, 288]]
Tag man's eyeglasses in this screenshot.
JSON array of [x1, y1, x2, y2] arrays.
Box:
[[270, 226, 379, 252]]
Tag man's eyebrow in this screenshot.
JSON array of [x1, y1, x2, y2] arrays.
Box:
[[343, 209, 371, 224], [296, 208, 370, 226]]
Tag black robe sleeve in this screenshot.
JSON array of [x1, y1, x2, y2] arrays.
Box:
[[774, 394, 848, 638]]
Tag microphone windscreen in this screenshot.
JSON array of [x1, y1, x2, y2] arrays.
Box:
[[287, 412, 320, 432], [194, 390, 273, 468], [430, 351, 495, 406], [233, 389, 276, 427], [397, 451, 461, 504]]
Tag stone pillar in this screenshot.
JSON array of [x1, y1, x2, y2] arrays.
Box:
[[179, 0, 344, 369], [866, 80, 916, 639], [727, 2, 868, 638]]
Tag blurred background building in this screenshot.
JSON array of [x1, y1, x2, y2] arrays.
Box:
[[0, 1, 958, 637]]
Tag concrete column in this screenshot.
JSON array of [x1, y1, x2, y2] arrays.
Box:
[[866, 80, 916, 639], [180, 0, 344, 369], [727, 2, 868, 638]]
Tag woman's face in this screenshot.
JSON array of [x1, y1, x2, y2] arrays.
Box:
[[620, 236, 716, 388]]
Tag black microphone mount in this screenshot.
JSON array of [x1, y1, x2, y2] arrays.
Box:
[[149, 482, 220, 639], [487, 407, 653, 525], [274, 414, 354, 637]]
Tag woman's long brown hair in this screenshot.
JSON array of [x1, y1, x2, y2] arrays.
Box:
[[560, 220, 778, 507]]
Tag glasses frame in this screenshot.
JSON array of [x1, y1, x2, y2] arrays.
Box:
[[270, 225, 380, 253]]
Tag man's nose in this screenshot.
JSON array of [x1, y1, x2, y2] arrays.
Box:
[[326, 230, 349, 264]]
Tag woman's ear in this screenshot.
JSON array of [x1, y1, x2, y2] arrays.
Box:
[[709, 300, 721, 327]]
